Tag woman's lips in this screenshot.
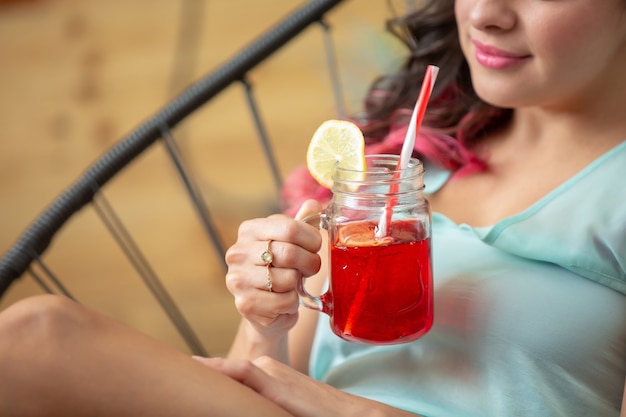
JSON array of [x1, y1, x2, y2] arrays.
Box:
[[472, 40, 530, 69]]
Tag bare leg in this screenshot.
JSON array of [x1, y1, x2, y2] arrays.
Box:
[[0, 294, 294, 417]]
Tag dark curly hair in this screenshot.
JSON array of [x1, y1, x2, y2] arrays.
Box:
[[356, 0, 512, 149]]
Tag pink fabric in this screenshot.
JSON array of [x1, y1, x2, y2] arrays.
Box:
[[280, 125, 486, 217], [280, 165, 333, 217]]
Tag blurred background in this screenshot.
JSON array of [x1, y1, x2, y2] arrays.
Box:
[[0, 0, 406, 355]]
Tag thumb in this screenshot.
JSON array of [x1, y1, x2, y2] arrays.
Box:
[[294, 199, 323, 222]]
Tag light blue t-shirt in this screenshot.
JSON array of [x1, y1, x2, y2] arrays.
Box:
[[309, 142, 626, 416]]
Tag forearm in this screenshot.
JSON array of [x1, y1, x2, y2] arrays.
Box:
[[227, 319, 290, 364], [199, 355, 423, 417], [297, 387, 430, 417], [353, 398, 424, 417]]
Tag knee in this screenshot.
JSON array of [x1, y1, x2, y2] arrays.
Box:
[[0, 294, 90, 349]]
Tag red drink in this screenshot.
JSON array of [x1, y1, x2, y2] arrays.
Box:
[[296, 155, 433, 345], [322, 219, 433, 344]]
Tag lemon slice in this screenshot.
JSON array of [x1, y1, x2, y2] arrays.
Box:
[[337, 222, 394, 247], [306, 119, 366, 189]]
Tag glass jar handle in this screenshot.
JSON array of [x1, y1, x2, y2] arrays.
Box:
[[298, 213, 329, 313]]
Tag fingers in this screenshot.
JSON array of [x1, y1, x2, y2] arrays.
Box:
[[195, 356, 360, 417], [232, 286, 299, 324], [193, 356, 291, 395], [295, 199, 323, 221], [260, 239, 321, 277], [226, 254, 301, 333], [242, 216, 322, 255], [223, 201, 326, 336], [225, 206, 323, 282], [193, 357, 269, 392], [227, 263, 298, 295], [227, 225, 320, 276]]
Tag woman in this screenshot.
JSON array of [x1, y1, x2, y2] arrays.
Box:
[[0, 0, 624, 416]]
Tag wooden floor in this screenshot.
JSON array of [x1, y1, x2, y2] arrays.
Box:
[[0, 0, 402, 354]]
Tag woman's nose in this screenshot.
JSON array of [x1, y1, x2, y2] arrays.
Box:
[[468, 0, 517, 32]]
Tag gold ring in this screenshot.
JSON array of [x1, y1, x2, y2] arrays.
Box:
[[261, 240, 273, 292], [265, 265, 273, 292], [261, 239, 274, 266]]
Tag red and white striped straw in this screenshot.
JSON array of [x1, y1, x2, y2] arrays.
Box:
[[376, 65, 439, 238], [399, 65, 440, 170]]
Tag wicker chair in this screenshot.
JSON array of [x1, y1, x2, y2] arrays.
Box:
[[0, 0, 388, 356]]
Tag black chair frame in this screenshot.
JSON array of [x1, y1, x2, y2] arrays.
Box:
[[0, 0, 348, 355]]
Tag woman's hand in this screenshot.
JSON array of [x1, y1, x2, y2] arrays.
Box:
[[193, 355, 418, 417], [225, 200, 323, 361]]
